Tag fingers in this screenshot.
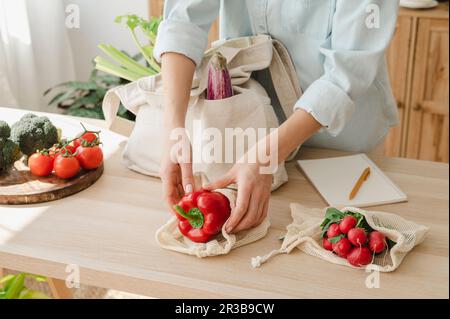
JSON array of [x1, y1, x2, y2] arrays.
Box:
[[179, 162, 195, 194], [162, 178, 182, 208], [258, 199, 269, 225], [204, 172, 234, 191], [231, 191, 261, 234], [232, 190, 269, 234], [160, 162, 183, 209], [225, 182, 252, 233]]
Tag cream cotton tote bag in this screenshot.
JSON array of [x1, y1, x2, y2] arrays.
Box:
[[251, 204, 429, 272], [102, 35, 302, 191]]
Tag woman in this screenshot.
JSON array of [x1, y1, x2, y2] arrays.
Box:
[[153, 0, 399, 234]]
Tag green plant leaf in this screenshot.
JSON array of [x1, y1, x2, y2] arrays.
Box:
[[321, 220, 335, 238], [328, 234, 345, 244], [117, 104, 129, 116], [95, 56, 142, 82], [387, 238, 396, 249], [98, 44, 153, 77], [320, 208, 346, 237], [325, 207, 345, 220], [48, 90, 79, 107], [95, 87, 108, 98], [67, 107, 104, 119], [56, 81, 98, 91], [67, 94, 101, 110], [91, 74, 122, 85]]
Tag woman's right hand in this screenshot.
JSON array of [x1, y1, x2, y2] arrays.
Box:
[[160, 131, 196, 209]]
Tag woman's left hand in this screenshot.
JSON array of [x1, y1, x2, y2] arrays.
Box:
[[204, 162, 272, 234]]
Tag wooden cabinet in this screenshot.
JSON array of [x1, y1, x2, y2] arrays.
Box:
[[385, 16, 413, 157], [385, 4, 449, 162]]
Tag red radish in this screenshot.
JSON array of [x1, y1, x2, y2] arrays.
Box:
[[369, 231, 387, 253], [206, 52, 233, 100], [332, 238, 352, 258], [327, 224, 342, 238], [339, 216, 357, 234], [348, 228, 367, 246], [347, 247, 373, 267], [322, 237, 333, 251]]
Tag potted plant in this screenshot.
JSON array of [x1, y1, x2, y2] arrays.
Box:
[[45, 15, 161, 120]]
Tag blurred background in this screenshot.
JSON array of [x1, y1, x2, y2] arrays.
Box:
[[0, 0, 148, 110], [0, 0, 448, 163]]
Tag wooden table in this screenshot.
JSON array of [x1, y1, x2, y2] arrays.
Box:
[[0, 107, 448, 298]]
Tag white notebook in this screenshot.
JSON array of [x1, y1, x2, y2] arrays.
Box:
[[298, 154, 407, 208]]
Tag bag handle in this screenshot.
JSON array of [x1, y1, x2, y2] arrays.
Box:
[[269, 40, 303, 121], [268, 40, 303, 160], [102, 79, 150, 130], [102, 89, 122, 129]]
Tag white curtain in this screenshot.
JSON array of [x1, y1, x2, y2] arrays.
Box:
[[0, 0, 76, 111]]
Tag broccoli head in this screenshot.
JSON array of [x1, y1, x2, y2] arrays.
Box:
[[0, 138, 21, 173], [10, 113, 59, 156], [0, 120, 10, 139], [0, 140, 4, 172]]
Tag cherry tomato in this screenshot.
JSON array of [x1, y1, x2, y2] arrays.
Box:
[[73, 132, 99, 150], [28, 153, 54, 177], [70, 139, 81, 151], [76, 146, 103, 170], [54, 156, 80, 179], [49, 147, 59, 158], [80, 132, 98, 144], [49, 144, 76, 158], [64, 144, 76, 155]]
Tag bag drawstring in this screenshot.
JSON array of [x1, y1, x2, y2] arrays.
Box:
[[251, 235, 303, 268]]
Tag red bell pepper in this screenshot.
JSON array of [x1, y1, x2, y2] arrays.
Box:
[[173, 190, 231, 243]]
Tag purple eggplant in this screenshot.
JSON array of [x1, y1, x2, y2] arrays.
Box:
[[206, 52, 233, 100]]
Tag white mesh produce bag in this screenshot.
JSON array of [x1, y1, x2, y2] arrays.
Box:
[[156, 174, 271, 258], [251, 204, 429, 272]]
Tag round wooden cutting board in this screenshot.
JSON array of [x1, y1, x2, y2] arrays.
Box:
[[0, 159, 103, 205]]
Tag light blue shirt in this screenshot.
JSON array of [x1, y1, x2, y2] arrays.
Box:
[[154, 0, 400, 152]]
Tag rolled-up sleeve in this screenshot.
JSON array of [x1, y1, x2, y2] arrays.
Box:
[[153, 0, 220, 66], [295, 0, 399, 136]]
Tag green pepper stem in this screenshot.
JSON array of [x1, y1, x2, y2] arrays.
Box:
[[173, 205, 190, 219], [173, 205, 205, 229]]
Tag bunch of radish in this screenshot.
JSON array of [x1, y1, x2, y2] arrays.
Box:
[[321, 208, 390, 267]]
